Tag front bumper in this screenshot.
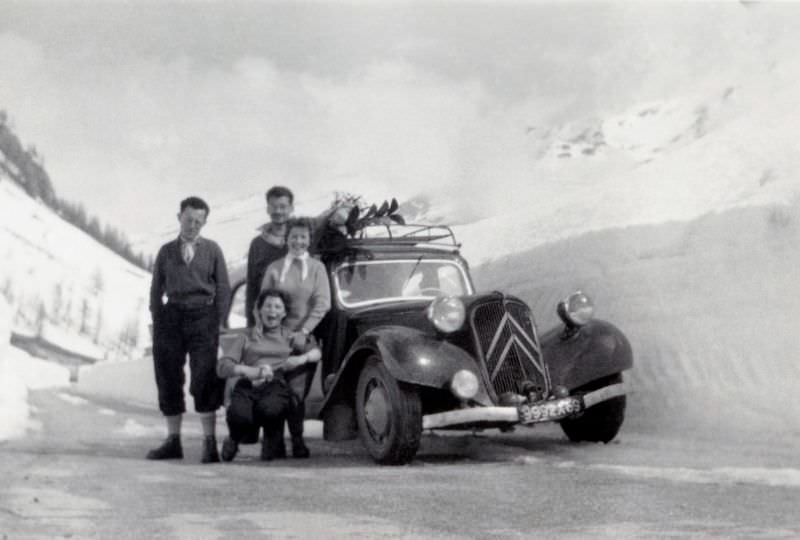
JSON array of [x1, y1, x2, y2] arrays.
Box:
[[422, 382, 626, 430]]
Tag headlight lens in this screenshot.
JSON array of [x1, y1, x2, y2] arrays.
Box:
[[558, 290, 594, 327], [450, 369, 479, 400], [426, 295, 466, 333]]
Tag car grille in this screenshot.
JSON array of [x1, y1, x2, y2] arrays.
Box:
[[469, 298, 549, 400]]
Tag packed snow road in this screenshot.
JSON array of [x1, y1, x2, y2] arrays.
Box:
[[1, 387, 799, 539]]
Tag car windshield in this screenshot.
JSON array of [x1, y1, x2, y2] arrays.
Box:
[[333, 258, 473, 308]]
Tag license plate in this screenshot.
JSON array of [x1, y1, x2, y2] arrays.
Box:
[[518, 396, 583, 424]]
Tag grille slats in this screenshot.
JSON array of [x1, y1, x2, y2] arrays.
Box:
[[470, 298, 548, 399]]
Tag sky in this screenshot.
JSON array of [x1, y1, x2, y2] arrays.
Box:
[[0, 1, 794, 250]]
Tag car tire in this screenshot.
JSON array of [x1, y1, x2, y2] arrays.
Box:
[[355, 357, 422, 465], [560, 373, 626, 443]]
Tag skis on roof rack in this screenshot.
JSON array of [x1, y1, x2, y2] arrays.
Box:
[[348, 223, 460, 249], [313, 194, 461, 259]]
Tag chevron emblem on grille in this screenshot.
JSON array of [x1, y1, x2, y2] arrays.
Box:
[[484, 312, 548, 385]]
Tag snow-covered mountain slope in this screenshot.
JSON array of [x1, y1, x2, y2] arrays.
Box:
[[0, 177, 151, 362], [454, 67, 800, 265]]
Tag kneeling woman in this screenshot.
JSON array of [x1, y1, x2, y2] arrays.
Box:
[[216, 289, 321, 461]]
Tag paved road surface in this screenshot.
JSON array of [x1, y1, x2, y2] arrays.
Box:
[[2, 387, 799, 539]]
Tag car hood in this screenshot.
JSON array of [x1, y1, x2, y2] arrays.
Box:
[[345, 291, 530, 336]]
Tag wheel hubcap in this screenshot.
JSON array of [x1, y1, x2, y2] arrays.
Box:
[[363, 380, 390, 442]]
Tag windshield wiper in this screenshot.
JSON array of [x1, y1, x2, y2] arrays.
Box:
[[402, 255, 424, 294]]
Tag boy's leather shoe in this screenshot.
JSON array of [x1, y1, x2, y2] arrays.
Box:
[[201, 436, 220, 464], [146, 435, 183, 460]]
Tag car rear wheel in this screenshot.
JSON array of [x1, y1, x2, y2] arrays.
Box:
[[356, 357, 422, 465], [560, 373, 626, 443]]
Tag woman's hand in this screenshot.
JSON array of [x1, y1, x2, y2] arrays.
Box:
[[257, 365, 274, 382], [285, 354, 307, 371], [239, 364, 273, 382], [289, 330, 308, 350]]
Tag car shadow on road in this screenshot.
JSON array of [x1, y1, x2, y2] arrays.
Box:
[[414, 428, 576, 464]]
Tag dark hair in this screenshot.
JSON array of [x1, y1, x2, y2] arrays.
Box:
[[256, 288, 291, 314], [266, 186, 294, 205], [284, 216, 314, 240], [180, 196, 210, 217]]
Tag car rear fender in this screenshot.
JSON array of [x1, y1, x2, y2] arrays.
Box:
[[540, 319, 633, 391]]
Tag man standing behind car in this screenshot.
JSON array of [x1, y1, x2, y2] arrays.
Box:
[[148, 196, 231, 463], [245, 186, 293, 327]]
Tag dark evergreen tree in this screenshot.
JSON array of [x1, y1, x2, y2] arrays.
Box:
[[0, 111, 152, 270]]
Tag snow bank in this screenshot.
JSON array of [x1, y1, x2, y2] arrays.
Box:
[[0, 362, 29, 441], [1, 296, 71, 441], [473, 204, 800, 439], [0, 295, 10, 359], [76, 356, 158, 408], [0, 347, 71, 441]]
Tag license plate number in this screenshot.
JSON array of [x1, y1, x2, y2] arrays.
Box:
[[518, 397, 582, 424]]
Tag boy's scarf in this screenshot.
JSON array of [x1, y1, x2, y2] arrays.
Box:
[[259, 223, 286, 248]]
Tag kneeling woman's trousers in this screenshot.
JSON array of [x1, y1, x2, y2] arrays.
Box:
[[226, 379, 291, 443]]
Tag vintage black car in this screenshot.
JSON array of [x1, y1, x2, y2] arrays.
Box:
[[225, 223, 632, 465]]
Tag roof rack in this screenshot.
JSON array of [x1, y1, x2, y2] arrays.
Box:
[[347, 223, 460, 250]]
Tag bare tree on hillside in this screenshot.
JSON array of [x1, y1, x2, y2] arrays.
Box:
[[36, 301, 46, 336], [2, 276, 14, 304], [79, 298, 91, 335], [50, 283, 64, 323], [62, 284, 75, 330], [90, 269, 105, 344]]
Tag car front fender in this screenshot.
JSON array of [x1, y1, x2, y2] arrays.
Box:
[[320, 326, 492, 417], [540, 319, 633, 391]]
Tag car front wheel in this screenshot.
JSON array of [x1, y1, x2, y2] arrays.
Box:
[[560, 373, 626, 443], [356, 357, 422, 465]]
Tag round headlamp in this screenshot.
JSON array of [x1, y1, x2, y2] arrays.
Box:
[[557, 290, 594, 327], [450, 369, 479, 400], [426, 295, 466, 333]]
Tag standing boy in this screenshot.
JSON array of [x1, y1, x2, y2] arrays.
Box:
[[148, 196, 230, 463]]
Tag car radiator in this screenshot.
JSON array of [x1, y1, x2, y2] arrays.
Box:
[[469, 298, 551, 400]]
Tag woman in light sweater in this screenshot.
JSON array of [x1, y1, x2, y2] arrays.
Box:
[[261, 217, 330, 346], [260, 216, 331, 456], [217, 288, 321, 461]]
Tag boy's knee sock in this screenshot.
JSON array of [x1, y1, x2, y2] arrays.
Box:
[[199, 411, 216, 438], [166, 414, 182, 437]]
